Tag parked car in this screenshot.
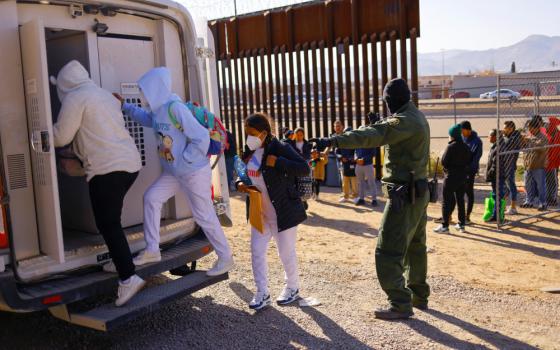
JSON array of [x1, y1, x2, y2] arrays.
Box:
[[450, 91, 470, 98], [480, 89, 520, 101]]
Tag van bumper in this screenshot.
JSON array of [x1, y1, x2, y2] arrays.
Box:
[[0, 232, 213, 313]]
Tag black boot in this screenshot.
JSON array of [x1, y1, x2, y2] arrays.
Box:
[[374, 306, 413, 320]]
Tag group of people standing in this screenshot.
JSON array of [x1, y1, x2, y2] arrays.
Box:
[[434, 114, 560, 232]]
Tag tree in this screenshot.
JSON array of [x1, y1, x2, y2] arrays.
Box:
[[511, 61, 516, 73]]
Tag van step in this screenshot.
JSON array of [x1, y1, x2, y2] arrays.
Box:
[[56, 271, 227, 331], [9, 233, 213, 311]]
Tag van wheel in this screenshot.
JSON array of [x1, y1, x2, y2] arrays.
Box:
[[169, 261, 197, 276]]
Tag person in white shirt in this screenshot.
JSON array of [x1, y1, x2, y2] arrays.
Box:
[[236, 113, 310, 310], [51, 60, 144, 307]]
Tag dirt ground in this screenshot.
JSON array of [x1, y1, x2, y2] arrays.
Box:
[[0, 185, 558, 350]]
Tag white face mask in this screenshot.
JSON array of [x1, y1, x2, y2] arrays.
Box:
[[246, 134, 264, 151]]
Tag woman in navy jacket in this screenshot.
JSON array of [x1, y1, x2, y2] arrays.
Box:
[[236, 113, 310, 310]]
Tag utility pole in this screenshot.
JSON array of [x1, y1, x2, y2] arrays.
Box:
[[441, 48, 445, 99], [233, 0, 237, 16]]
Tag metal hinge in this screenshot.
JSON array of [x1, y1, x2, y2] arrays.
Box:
[[195, 47, 215, 59]]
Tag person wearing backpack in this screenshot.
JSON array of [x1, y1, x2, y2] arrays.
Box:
[[118, 67, 234, 277], [236, 113, 309, 310]]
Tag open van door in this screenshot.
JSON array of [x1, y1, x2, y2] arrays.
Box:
[[19, 19, 64, 264]]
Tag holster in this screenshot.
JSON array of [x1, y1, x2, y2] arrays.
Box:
[[384, 183, 408, 214]]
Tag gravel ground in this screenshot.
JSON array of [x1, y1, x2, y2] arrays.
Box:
[[0, 187, 558, 350]]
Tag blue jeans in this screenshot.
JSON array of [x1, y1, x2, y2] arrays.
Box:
[[225, 156, 235, 188], [505, 167, 518, 202], [525, 169, 546, 206], [491, 178, 505, 218]]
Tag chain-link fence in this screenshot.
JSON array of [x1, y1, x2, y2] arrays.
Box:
[[495, 75, 560, 227]]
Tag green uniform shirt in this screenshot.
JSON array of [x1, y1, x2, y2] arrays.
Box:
[[334, 101, 430, 184]]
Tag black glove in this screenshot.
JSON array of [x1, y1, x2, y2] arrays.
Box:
[[309, 137, 335, 151]]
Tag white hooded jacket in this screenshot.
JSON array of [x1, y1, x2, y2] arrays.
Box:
[[122, 67, 210, 176], [52, 60, 142, 181]]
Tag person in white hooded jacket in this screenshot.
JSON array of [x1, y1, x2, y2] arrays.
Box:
[[118, 67, 234, 276], [51, 60, 145, 307]]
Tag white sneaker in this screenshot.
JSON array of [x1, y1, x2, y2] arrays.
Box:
[[454, 223, 466, 233], [249, 292, 271, 310], [433, 225, 449, 233], [102, 261, 117, 273], [133, 250, 161, 266], [338, 197, 348, 203], [506, 207, 518, 215], [115, 275, 146, 307], [206, 256, 234, 276], [276, 286, 300, 305]]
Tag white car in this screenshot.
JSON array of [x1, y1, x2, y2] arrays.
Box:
[[480, 89, 521, 101]]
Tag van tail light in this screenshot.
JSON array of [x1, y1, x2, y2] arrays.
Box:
[[0, 171, 9, 249]]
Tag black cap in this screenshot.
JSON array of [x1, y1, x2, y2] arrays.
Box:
[[383, 78, 411, 113], [460, 120, 472, 130]]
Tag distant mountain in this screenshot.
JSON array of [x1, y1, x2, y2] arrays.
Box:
[[419, 35, 560, 75]]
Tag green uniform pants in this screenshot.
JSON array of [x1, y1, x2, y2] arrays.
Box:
[[376, 191, 430, 312]]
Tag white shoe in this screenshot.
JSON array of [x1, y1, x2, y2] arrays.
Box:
[[338, 197, 348, 203], [276, 286, 300, 305], [454, 223, 466, 233], [133, 250, 161, 266], [115, 275, 146, 307], [433, 225, 449, 233], [102, 261, 117, 273], [506, 208, 518, 215], [249, 292, 271, 310], [206, 256, 234, 276]]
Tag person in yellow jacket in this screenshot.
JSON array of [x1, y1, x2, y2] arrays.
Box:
[[310, 149, 329, 199]]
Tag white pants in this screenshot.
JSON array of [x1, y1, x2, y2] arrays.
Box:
[[251, 222, 299, 294], [355, 164, 377, 200], [143, 165, 232, 259]]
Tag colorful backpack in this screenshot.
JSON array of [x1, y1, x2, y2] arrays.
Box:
[[167, 101, 228, 156]]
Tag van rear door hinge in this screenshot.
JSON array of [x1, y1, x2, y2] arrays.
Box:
[[195, 47, 214, 59]]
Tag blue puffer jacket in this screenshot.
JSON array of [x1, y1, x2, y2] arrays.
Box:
[[463, 131, 483, 174]]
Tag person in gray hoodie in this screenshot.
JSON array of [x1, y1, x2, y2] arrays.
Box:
[[51, 60, 144, 307]]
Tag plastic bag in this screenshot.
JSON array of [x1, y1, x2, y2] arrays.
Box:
[[483, 192, 506, 221]]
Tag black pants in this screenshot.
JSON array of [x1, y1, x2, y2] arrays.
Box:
[[89, 171, 139, 281], [313, 179, 322, 197], [442, 176, 466, 227], [465, 172, 476, 217]]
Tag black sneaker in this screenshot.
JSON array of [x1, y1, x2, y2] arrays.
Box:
[[371, 200, 378, 207], [374, 306, 413, 320], [538, 205, 547, 212], [355, 199, 366, 206], [486, 216, 497, 223]]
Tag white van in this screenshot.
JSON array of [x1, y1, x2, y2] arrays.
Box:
[[0, 0, 232, 331]]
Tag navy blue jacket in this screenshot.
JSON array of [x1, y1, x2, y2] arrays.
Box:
[[356, 148, 376, 165], [237, 138, 310, 232], [462, 131, 483, 174]]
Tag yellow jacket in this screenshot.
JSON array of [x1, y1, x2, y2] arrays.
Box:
[[312, 156, 329, 181]]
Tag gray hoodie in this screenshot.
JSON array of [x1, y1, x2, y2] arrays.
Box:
[[52, 60, 142, 181]]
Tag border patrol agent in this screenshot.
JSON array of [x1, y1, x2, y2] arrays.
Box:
[[311, 78, 431, 319]]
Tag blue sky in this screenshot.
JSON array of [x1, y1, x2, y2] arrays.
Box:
[[183, 0, 560, 53]]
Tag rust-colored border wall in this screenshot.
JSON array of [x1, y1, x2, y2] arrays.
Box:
[[209, 0, 420, 145]]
